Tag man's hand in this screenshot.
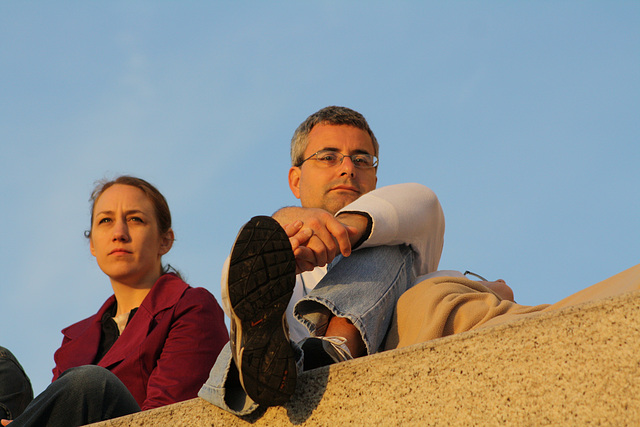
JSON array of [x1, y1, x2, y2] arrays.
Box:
[[275, 207, 363, 273], [282, 220, 315, 273]]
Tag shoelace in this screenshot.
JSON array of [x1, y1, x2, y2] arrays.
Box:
[[319, 336, 353, 361]]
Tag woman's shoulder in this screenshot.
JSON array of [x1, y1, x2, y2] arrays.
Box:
[[158, 274, 220, 309], [159, 273, 213, 298], [178, 284, 220, 309], [168, 281, 227, 336]]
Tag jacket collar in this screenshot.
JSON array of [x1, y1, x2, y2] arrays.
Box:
[[56, 273, 189, 369]]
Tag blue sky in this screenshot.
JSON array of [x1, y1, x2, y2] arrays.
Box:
[[1, 2, 638, 396]]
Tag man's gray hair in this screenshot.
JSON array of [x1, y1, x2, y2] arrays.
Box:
[[290, 106, 379, 167]]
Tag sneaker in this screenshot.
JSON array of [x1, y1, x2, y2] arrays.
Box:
[[226, 216, 298, 406], [300, 336, 353, 371]]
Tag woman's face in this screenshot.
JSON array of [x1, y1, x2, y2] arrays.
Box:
[[89, 184, 173, 287]]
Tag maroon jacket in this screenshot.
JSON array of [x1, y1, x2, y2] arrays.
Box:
[[52, 273, 229, 410]]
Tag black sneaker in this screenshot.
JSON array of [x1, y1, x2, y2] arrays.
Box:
[[226, 216, 297, 406]]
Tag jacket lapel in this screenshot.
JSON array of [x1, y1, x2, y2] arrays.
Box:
[[97, 274, 188, 368], [55, 296, 116, 372]]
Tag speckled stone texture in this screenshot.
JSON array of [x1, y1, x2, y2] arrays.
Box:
[[90, 290, 640, 426]]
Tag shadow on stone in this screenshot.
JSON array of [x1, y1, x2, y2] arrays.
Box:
[[285, 365, 330, 423]]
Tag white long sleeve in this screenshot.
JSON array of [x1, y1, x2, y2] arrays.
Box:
[[337, 183, 445, 276]]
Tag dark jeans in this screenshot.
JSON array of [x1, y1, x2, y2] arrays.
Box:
[[9, 365, 140, 427], [0, 347, 33, 420]]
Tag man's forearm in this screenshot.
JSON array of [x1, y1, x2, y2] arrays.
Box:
[[272, 206, 304, 228], [335, 211, 371, 249]]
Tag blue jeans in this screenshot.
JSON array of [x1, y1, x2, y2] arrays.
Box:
[[9, 365, 140, 427], [0, 347, 33, 420], [199, 245, 415, 415]]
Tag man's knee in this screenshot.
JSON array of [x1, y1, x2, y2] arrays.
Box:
[[328, 244, 413, 273]]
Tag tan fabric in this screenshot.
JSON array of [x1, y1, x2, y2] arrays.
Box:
[[386, 263, 640, 350]]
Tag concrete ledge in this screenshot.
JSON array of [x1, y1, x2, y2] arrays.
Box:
[[92, 290, 640, 426]]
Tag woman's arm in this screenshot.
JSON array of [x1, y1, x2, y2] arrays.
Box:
[[141, 288, 228, 410]]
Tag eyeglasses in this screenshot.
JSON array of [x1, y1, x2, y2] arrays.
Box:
[[463, 271, 488, 281], [297, 150, 378, 169]]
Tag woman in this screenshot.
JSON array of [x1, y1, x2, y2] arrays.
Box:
[[2, 176, 228, 426]]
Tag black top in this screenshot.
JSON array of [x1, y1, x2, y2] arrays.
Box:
[[93, 303, 138, 364]]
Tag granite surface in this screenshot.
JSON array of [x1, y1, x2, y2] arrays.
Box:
[[90, 289, 640, 426]]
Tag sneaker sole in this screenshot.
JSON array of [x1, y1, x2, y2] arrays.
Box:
[[227, 216, 297, 406]]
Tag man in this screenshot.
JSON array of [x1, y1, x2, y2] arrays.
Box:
[[199, 106, 446, 414]]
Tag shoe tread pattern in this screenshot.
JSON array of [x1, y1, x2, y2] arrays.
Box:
[[228, 216, 297, 406]]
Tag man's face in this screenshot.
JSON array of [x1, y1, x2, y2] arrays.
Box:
[[289, 123, 378, 214]]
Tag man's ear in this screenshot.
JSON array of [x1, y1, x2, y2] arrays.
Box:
[[288, 167, 302, 199], [158, 229, 174, 256]]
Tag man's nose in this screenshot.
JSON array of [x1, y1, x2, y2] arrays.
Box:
[[339, 156, 357, 177]]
